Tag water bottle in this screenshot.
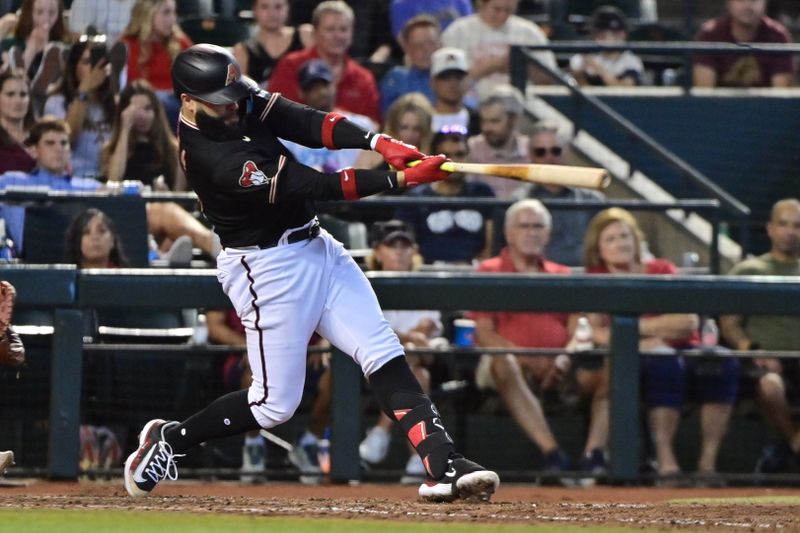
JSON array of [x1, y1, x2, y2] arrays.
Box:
[[572, 316, 594, 352], [701, 318, 719, 350], [148, 234, 161, 264], [317, 427, 331, 476], [192, 313, 208, 345], [0, 219, 16, 262]]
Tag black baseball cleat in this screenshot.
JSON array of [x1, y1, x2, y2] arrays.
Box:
[[124, 419, 184, 497], [418, 454, 500, 503]]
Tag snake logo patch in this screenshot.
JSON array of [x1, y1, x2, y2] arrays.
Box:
[[238, 161, 271, 187]]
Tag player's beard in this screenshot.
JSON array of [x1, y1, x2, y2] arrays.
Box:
[[195, 109, 246, 141]]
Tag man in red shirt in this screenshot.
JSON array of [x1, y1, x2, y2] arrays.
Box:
[[693, 0, 794, 88], [468, 198, 574, 478], [268, 1, 380, 123]]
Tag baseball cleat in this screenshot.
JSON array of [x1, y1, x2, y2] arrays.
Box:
[[0, 450, 14, 475], [418, 455, 500, 503], [124, 419, 183, 497]]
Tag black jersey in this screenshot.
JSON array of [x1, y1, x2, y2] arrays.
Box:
[[178, 91, 394, 248]]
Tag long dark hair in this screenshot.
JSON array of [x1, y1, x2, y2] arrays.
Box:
[[0, 69, 36, 148], [13, 0, 67, 42], [54, 36, 116, 121], [64, 208, 129, 268], [101, 80, 178, 188]]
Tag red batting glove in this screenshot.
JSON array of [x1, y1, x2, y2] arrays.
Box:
[[374, 134, 424, 170], [402, 155, 450, 187]]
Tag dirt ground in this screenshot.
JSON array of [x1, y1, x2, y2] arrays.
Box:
[[2, 480, 800, 530]]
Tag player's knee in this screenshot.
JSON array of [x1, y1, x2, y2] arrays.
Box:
[[249, 388, 303, 428]]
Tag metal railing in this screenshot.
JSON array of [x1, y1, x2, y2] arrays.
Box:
[[3, 266, 800, 483]]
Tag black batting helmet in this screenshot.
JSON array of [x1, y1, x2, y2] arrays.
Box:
[[172, 44, 257, 104]]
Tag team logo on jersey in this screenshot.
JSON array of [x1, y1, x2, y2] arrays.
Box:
[[239, 160, 270, 187], [225, 63, 240, 86]]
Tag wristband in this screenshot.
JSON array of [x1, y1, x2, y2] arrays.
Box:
[[339, 168, 358, 200], [369, 133, 381, 151], [321, 112, 346, 149], [76, 91, 90, 102]]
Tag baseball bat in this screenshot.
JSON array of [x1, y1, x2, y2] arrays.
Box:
[[409, 161, 610, 190]]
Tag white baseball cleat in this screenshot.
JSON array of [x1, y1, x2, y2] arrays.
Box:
[[124, 419, 183, 497]]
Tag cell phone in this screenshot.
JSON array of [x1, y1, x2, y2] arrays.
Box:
[[89, 46, 107, 67]]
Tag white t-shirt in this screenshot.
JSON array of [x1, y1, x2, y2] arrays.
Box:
[[67, 0, 137, 42], [43, 94, 111, 179], [431, 108, 470, 133], [441, 14, 557, 97], [569, 50, 644, 85], [383, 310, 442, 337]]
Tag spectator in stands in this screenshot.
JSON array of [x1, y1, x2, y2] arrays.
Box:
[[358, 219, 443, 483], [64, 207, 129, 268], [269, 1, 380, 123], [390, 0, 473, 39], [720, 198, 800, 472], [429, 46, 480, 135], [396, 126, 494, 264], [67, 0, 135, 42], [43, 34, 116, 179], [380, 15, 441, 117], [0, 118, 102, 254], [469, 199, 573, 478], [583, 207, 738, 482], [693, 0, 794, 88], [441, 0, 556, 98], [0, 68, 35, 174], [101, 80, 184, 190], [466, 84, 528, 199], [120, 0, 192, 125], [2, 0, 67, 105], [512, 121, 606, 267], [282, 59, 374, 173], [570, 5, 644, 87], [356, 92, 434, 171], [232, 0, 311, 89]]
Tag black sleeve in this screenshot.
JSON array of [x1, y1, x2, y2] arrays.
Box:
[[249, 91, 377, 150]]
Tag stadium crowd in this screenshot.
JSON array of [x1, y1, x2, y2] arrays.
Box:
[[0, 0, 799, 486]]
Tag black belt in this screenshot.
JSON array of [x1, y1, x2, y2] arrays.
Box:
[[256, 220, 321, 249]]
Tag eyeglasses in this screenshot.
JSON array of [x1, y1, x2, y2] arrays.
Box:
[[438, 124, 468, 135], [532, 146, 563, 157]]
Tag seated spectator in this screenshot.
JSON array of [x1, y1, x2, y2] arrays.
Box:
[[0, 117, 102, 255], [429, 46, 480, 135], [469, 199, 574, 477], [356, 92, 433, 171], [358, 219, 444, 483], [441, 0, 556, 98], [120, 0, 192, 125], [101, 80, 185, 190], [281, 59, 374, 173], [512, 121, 606, 267], [269, 1, 380, 123], [2, 0, 67, 106], [64, 207, 129, 268], [396, 126, 495, 264], [693, 0, 794, 88], [0, 68, 36, 174], [466, 84, 528, 199], [43, 34, 116, 179], [380, 15, 441, 116], [68, 0, 136, 43], [583, 207, 738, 482], [720, 198, 800, 473], [569, 5, 644, 87], [232, 0, 311, 89], [390, 0, 473, 39]]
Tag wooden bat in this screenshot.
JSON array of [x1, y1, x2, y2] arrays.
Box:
[[409, 161, 611, 190]]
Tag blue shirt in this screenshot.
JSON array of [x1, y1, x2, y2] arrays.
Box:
[[379, 66, 434, 116], [0, 168, 103, 253], [396, 181, 495, 264], [390, 0, 473, 37]]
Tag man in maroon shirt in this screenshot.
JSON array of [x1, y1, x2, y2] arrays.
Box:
[[268, 1, 380, 123], [468, 198, 576, 479], [693, 0, 794, 88]]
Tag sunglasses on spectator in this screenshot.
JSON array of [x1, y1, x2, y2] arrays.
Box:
[[532, 146, 563, 157]]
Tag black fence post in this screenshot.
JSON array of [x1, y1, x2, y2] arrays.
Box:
[[330, 347, 362, 482], [608, 314, 640, 483], [47, 308, 84, 480]]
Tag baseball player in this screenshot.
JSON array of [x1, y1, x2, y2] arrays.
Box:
[[123, 44, 499, 503]]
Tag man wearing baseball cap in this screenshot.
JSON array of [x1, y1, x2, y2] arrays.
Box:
[[429, 47, 480, 135]]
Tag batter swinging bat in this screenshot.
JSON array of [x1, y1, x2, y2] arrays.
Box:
[[410, 161, 610, 190]]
